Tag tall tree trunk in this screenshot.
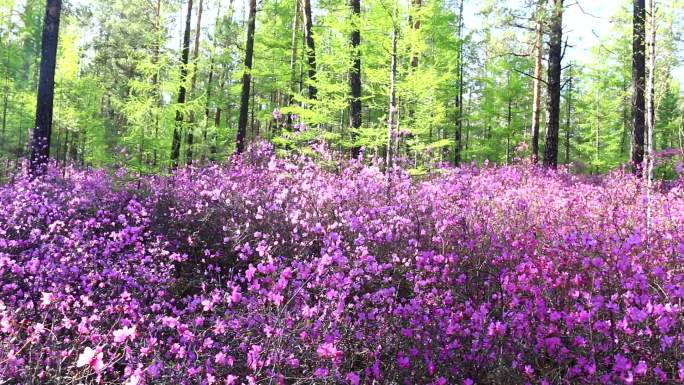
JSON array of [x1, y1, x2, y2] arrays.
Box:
[[349, 0, 362, 158], [631, 0, 646, 173], [211, 71, 225, 158], [30, 0, 62, 177], [677, 112, 683, 155], [409, 0, 422, 68], [454, 0, 464, 165], [1, 74, 8, 156], [1, 6, 12, 159], [386, 20, 398, 170], [565, 74, 572, 164], [250, 77, 256, 137], [236, 0, 257, 153], [620, 81, 629, 156], [61, 127, 68, 165], [506, 73, 512, 165], [301, 0, 317, 100], [287, 0, 300, 129], [645, 0, 655, 182], [543, 0, 563, 168], [595, 87, 600, 166], [171, 0, 193, 168], [186, 0, 204, 165], [202, 57, 215, 162], [153, 0, 162, 167], [530, 1, 544, 164]]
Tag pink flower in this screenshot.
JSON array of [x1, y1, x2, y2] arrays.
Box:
[[113, 325, 137, 343], [635, 360, 647, 375], [230, 287, 242, 304], [225, 375, 238, 385], [397, 353, 410, 369], [247, 344, 262, 370], [316, 342, 342, 360], [76, 346, 105, 373], [125, 371, 143, 385], [346, 372, 360, 385], [40, 292, 55, 307], [202, 299, 214, 311], [314, 367, 329, 377], [302, 305, 317, 318], [215, 352, 234, 366]]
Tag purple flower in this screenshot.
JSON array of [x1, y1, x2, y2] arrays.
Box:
[[272, 108, 282, 121]]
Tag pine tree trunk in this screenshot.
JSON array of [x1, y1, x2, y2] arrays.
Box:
[[1, 73, 8, 156], [349, 0, 362, 158], [565, 75, 572, 164], [171, 0, 193, 168], [202, 57, 215, 162], [236, 0, 257, 154], [211, 71, 225, 158], [506, 80, 512, 165], [530, 1, 543, 164], [543, 0, 563, 168], [386, 21, 398, 170], [153, 0, 162, 167], [409, 0, 422, 68], [645, 0, 655, 183], [454, 0, 464, 165], [186, 0, 204, 165], [631, 0, 646, 173], [29, 0, 62, 177], [301, 0, 317, 100], [0, 6, 12, 159], [287, 0, 299, 129]]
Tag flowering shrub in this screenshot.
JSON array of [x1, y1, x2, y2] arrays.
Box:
[[1, 144, 684, 385]]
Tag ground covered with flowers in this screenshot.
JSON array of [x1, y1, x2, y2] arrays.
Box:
[[2, 145, 684, 385]]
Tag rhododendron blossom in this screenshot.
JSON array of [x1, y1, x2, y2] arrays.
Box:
[[1, 144, 683, 384], [76, 347, 104, 373]]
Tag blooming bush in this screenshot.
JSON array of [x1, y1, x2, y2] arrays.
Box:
[[2, 144, 684, 385]]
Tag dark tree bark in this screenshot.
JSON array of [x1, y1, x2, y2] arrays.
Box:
[[530, 0, 544, 164], [287, 0, 300, 129], [349, 0, 362, 158], [301, 0, 317, 100], [171, 0, 193, 168], [543, 0, 563, 168], [631, 0, 646, 173], [409, 0, 422, 68], [236, 0, 257, 154], [454, 0, 464, 165], [29, 0, 62, 177], [186, 0, 204, 165]]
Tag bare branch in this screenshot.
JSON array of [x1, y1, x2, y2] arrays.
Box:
[[513, 67, 548, 86]]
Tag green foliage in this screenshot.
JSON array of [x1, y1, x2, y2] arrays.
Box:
[[0, 0, 682, 177]]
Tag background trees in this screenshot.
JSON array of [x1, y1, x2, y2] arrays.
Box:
[[0, 0, 683, 176]]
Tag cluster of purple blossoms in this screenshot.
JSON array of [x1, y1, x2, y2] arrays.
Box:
[[1, 143, 684, 385]]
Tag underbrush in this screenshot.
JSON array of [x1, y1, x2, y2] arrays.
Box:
[[1, 144, 684, 385]]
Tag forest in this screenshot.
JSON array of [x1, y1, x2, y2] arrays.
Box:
[[1, 0, 684, 384], [0, 0, 680, 174]]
